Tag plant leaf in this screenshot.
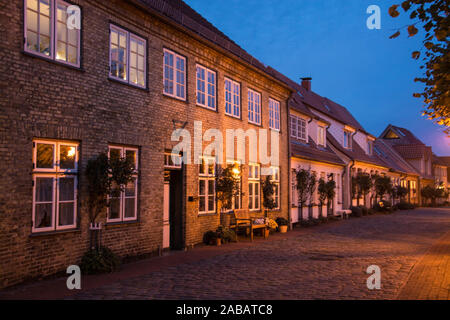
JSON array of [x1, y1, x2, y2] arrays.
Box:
[[401, 1, 411, 12], [389, 5, 400, 17], [412, 51, 421, 59], [389, 31, 401, 39], [408, 25, 418, 37]]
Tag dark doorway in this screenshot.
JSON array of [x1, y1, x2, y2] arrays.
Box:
[[169, 170, 184, 250]]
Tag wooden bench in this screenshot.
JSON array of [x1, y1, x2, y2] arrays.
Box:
[[336, 209, 352, 220], [230, 209, 268, 241]]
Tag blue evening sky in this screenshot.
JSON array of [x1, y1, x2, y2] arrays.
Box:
[[185, 0, 449, 156]]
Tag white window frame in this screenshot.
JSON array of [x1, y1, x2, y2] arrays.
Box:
[[248, 89, 261, 125], [270, 166, 280, 210], [196, 64, 216, 110], [224, 77, 241, 118], [290, 114, 307, 141], [248, 163, 260, 211], [109, 24, 146, 88], [199, 156, 216, 214], [343, 130, 352, 149], [24, 0, 81, 67], [107, 146, 139, 223], [317, 125, 326, 146], [163, 48, 186, 100], [32, 139, 79, 233], [269, 98, 280, 131]]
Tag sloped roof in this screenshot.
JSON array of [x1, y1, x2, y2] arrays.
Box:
[[393, 144, 432, 159], [134, 0, 291, 89], [433, 155, 448, 167], [291, 136, 345, 166], [327, 134, 387, 168], [380, 124, 425, 146], [374, 140, 420, 176]]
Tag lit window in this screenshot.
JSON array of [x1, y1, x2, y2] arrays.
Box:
[[163, 48, 186, 100], [199, 157, 215, 214], [107, 146, 139, 222], [290, 114, 307, 141], [196, 65, 216, 110], [109, 25, 146, 88], [226, 160, 242, 210], [32, 139, 78, 233], [225, 78, 240, 118], [248, 89, 261, 125], [24, 0, 81, 67], [249, 163, 260, 211], [317, 126, 325, 146], [269, 98, 280, 131], [270, 167, 280, 209]]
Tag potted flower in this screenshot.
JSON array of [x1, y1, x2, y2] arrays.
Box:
[[276, 217, 289, 233], [266, 218, 278, 237]]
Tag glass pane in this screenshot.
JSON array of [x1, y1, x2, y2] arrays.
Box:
[[110, 148, 121, 161], [111, 30, 118, 45], [36, 177, 53, 202], [130, 52, 136, 68], [56, 41, 66, 61], [130, 39, 137, 52], [58, 202, 74, 226], [57, 5, 66, 21], [68, 45, 77, 64], [125, 179, 136, 197], [39, 0, 50, 16], [119, 33, 126, 48], [39, 35, 50, 55], [26, 30, 38, 52], [57, 21, 66, 42], [138, 42, 144, 55], [138, 56, 144, 70], [36, 143, 54, 168], [138, 71, 144, 87], [208, 196, 214, 212], [28, 0, 38, 11], [208, 180, 215, 195], [130, 68, 137, 84], [60, 145, 76, 169], [126, 150, 136, 168], [27, 9, 38, 32], [109, 198, 120, 219], [124, 198, 135, 218], [59, 177, 74, 201], [199, 180, 205, 196], [199, 196, 205, 212], [68, 28, 77, 46], [35, 203, 52, 228], [40, 14, 50, 36]]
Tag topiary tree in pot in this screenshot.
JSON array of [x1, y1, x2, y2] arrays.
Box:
[[357, 172, 373, 208], [262, 175, 276, 217], [325, 178, 336, 216], [215, 163, 241, 226], [318, 178, 327, 218], [295, 168, 310, 221], [306, 172, 317, 220]]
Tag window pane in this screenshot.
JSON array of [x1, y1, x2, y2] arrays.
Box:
[[39, 35, 50, 55], [27, 9, 38, 32], [26, 30, 38, 52], [110, 148, 121, 161], [60, 145, 76, 169], [39, 0, 50, 16], [124, 198, 135, 218], [28, 0, 38, 11], [58, 202, 74, 226], [125, 178, 136, 197], [36, 143, 54, 168], [40, 14, 50, 36], [208, 180, 215, 196], [59, 177, 74, 201], [109, 198, 120, 219], [36, 177, 53, 202], [199, 180, 205, 196], [35, 203, 52, 228], [199, 196, 205, 212], [126, 150, 137, 168], [68, 45, 77, 64]]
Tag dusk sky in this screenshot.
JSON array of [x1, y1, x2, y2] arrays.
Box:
[[185, 0, 449, 156]]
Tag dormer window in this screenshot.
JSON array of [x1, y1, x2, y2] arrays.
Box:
[[343, 130, 352, 149], [367, 140, 373, 155], [290, 114, 307, 142], [317, 126, 325, 146]]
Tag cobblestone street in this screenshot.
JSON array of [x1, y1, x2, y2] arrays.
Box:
[[69, 208, 450, 300], [1, 208, 449, 300]]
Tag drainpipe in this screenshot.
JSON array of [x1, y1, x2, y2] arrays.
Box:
[[287, 99, 292, 230], [348, 160, 355, 209]]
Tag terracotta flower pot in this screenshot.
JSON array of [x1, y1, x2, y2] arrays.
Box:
[[216, 238, 222, 246], [279, 225, 288, 233]]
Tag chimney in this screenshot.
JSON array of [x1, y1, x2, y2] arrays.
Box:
[[301, 77, 312, 91]]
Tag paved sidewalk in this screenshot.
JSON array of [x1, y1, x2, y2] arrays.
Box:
[[1, 208, 449, 300], [397, 229, 450, 300]]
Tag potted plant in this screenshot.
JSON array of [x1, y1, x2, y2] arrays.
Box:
[[203, 230, 222, 246], [262, 175, 276, 217], [215, 164, 241, 226], [276, 217, 289, 233]]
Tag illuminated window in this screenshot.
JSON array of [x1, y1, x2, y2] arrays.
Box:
[[343, 130, 352, 149], [290, 114, 307, 141], [270, 167, 280, 209], [32, 139, 78, 233], [24, 0, 81, 67], [317, 126, 325, 146], [248, 163, 260, 211], [109, 24, 146, 88], [199, 157, 215, 214]]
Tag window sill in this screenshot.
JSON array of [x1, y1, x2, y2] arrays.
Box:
[[196, 103, 218, 113], [163, 93, 188, 104], [108, 77, 149, 92], [248, 121, 262, 128], [225, 113, 242, 121], [198, 212, 217, 217], [22, 50, 84, 72], [30, 228, 81, 238], [105, 220, 139, 228]]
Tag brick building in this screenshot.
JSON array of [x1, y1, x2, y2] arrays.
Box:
[[0, 0, 291, 288]]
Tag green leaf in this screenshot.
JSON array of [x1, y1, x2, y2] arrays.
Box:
[[389, 31, 401, 39], [389, 5, 400, 18]]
